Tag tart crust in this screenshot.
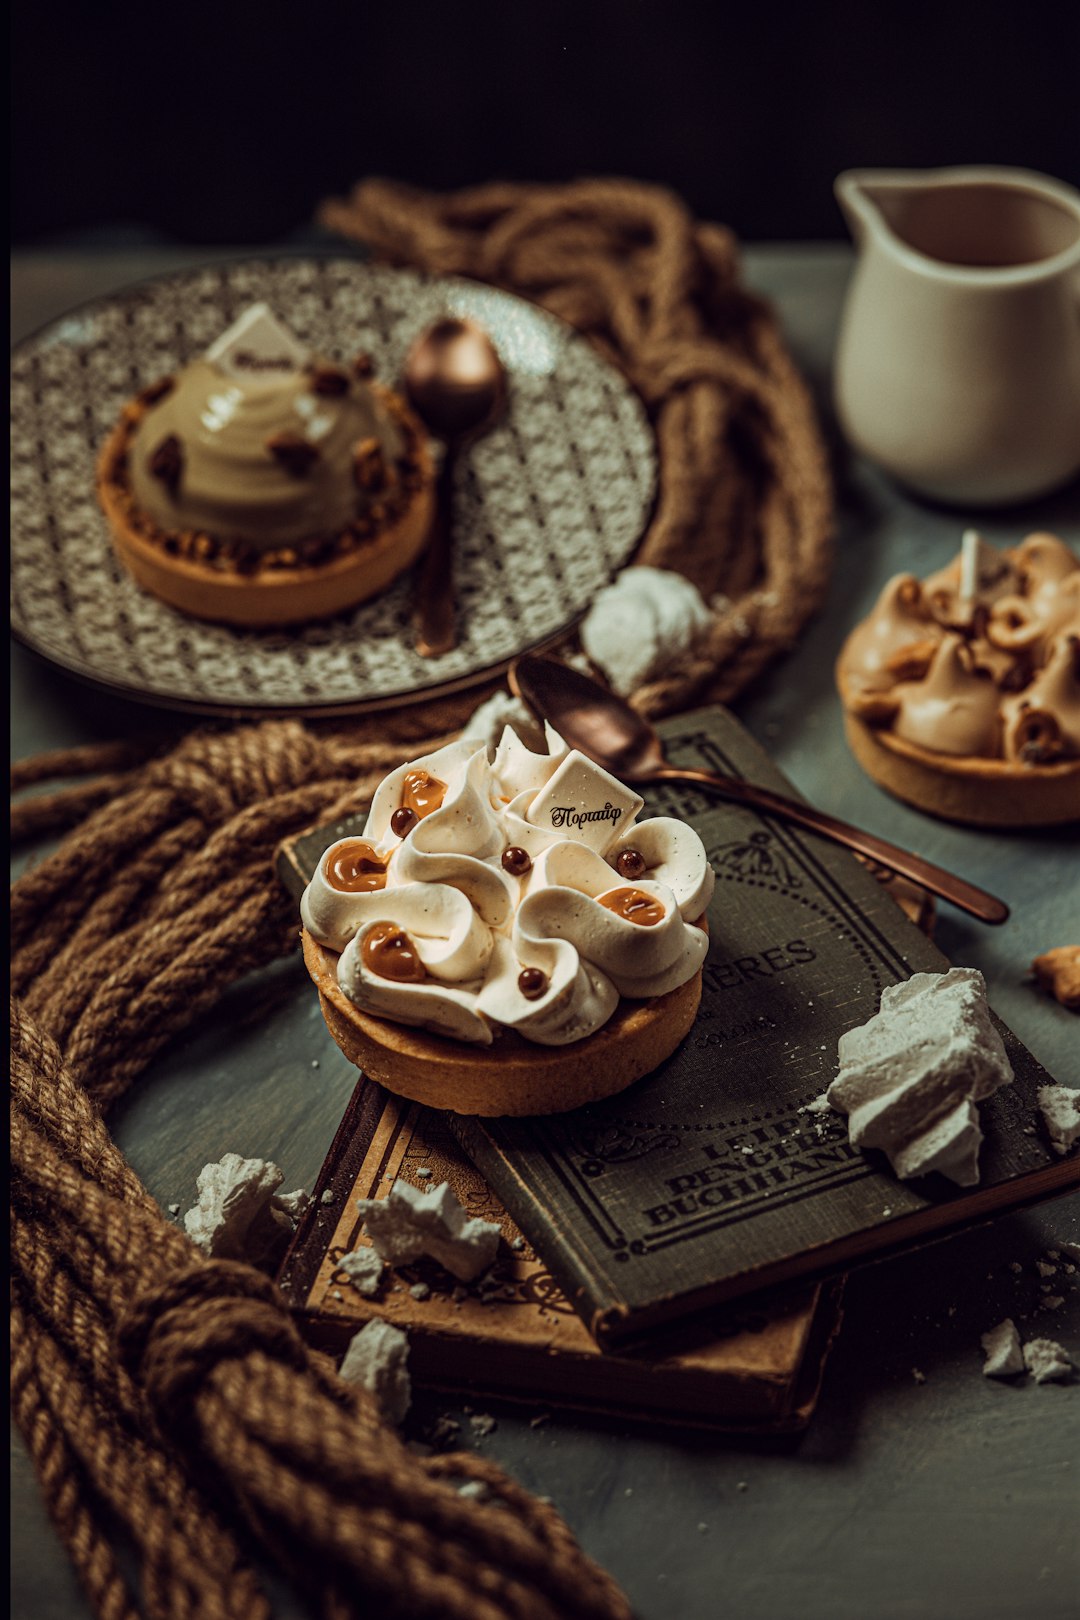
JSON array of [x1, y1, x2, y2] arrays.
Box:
[[96, 384, 435, 628], [302, 927, 705, 1117], [842, 710, 1080, 828]]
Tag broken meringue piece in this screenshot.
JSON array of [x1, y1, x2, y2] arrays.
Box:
[[356, 1180, 501, 1281], [338, 1319, 411, 1421], [183, 1152, 298, 1265], [981, 1319, 1025, 1379], [1022, 1337, 1075, 1385], [1036, 1085, 1080, 1156], [826, 968, 1014, 1187]]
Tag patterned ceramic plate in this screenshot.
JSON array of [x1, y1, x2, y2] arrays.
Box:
[[10, 257, 655, 717]]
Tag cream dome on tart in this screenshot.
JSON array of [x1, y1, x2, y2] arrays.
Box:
[[301, 726, 715, 1115], [96, 303, 433, 627], [837, 530, 1080, 827]]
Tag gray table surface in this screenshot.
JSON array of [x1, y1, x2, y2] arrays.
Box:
[[11, 243, 1080, 1620]]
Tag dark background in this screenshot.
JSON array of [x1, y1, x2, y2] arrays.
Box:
[[11, 0, 1080, 247]]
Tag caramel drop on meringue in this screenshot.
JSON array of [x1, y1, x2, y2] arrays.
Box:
[[326, 840, 388, 893], [599, 886, 665, 927], [361, 922, 426, 983], [400, 769, 447, 819]]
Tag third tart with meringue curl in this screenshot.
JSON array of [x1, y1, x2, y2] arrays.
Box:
[[837, 532, 1080, 827]]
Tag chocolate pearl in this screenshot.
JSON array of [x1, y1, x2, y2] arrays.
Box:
[[518, 967, 548, 1001], [390, 807, 417, 838], [501, 845, 532, 876], [615, 848, 647, 880]]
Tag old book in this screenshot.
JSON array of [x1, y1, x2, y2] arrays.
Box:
[[277, 705, 1076, 1349], [276, 1077, 844, 1431]]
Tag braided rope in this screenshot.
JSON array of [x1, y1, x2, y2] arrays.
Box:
[[11, 726, 632, 1620], [12, 179, 834, 1618]]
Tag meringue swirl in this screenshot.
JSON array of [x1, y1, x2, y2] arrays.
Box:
[[301, 724, 715, 1047]]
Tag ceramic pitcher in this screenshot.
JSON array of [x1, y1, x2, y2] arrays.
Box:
[[834, 167, 1080, 505]]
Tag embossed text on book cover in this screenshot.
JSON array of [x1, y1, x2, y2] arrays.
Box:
[[445, 709, 1075, 1344]]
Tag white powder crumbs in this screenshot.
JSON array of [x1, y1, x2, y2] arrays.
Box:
[[409, 1281, 431, 1301], [311, 1059, 319, 1069], [331, 1290, 342, 1302], [511, 1237, 525, 1252], [1036, 1085, 1080, 1156], [1022, 1338, 1075, 1384], [882, 1208, 893, 1218], [802, 1094, 833, 1115], [320, 1188, 336, 1206], [338, 1248, 384, 1297], [167, 1203, 180, 1216], [470, 1413, 497, 1437], [1061, 1242, 1080, 1265], [457, 1480, 489, 1502], [1036, 1261, 1057, 1278], [579, 567, 712, 696], [1009, 1261, 1024, 1274], [415, 1167, 433, 1180], [912, 1368, 927, 1384], [736, 1482, 748, 1493], [183, 1153, 292, 1265], [740, 1146, 755, 1156], [339, 1320, 411, 1422], [981, 1319, 1025, 1378], [827, 969, 1013, 1186], [1042, 1296, 1065, 1311], [697, 1522, 708, 1533], [624, 1487, 633, 1497], [356, 1181, 501, 1281]]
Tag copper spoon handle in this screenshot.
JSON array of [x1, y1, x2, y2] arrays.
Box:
[[649, 765, 1009, 925], [414, 444, 459, 658]]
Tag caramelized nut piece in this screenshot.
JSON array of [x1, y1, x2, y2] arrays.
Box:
[[362, 922, 426, 983], [149, 434, 183, 496], [266, 432, 319, 477], [518, 967, 548, 1001], [501, 846, 532, 876]]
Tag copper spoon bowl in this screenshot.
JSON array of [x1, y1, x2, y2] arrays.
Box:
[[403, 317, 507, 658], [510, 654, 1009, 925]]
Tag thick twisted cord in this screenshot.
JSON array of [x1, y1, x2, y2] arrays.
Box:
[[11, 720, 633, 1620]]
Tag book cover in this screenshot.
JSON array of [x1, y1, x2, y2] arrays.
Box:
[[278, 705, 1077, 1349], [276, 1077, 844, 1431]]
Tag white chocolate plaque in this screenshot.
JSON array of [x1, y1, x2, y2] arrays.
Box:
[[205, 302, 310, 384], [524, 751, 643, 854]]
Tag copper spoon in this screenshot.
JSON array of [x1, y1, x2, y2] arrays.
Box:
[[403, 317, 507, 658], [510, 654, 1010, 926]]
